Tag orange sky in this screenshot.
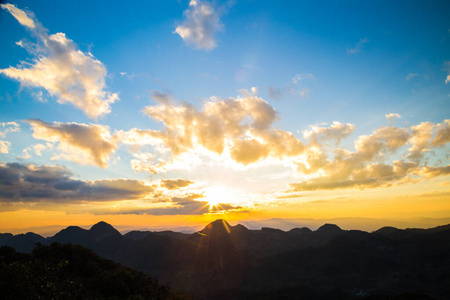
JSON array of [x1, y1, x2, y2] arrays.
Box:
[[0, 2, 449, 234]]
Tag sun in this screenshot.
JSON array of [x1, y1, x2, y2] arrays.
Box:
[[204, 186, 237, 209]]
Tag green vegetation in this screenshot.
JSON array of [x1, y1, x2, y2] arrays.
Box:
[[0, 243, 192, 300]]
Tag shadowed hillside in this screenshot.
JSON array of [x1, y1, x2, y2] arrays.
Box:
[[0, 243, 192, 300], [1, 220, 450, 299]]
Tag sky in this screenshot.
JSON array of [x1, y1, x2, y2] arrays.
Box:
[[0, 0, 449, 233]]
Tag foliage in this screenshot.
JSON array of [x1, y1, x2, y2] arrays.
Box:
[[0, 243, 192, 300]]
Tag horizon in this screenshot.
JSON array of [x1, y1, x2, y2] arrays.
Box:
[[1, 1, 449, 233], [4, 216, 450, 238]]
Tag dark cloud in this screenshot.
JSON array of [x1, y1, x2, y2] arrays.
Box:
[[289, 176, 403, 192], [98, 193, 242, 216], [0, 162, 155, 203], [267, 86, 283, 100]]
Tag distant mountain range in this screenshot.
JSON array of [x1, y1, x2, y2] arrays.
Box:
[[1, 219, 450, 299]]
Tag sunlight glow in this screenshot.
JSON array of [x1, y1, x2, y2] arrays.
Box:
[[205, 185, 238, 209]]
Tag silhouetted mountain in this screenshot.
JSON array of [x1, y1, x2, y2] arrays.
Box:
[[0, 232, 47, 253], [316, 223, 343, 234], [89, 221, 122, 240], [1, 220, 450, 299]]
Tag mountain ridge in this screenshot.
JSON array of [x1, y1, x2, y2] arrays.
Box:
[[1, 220, 450, 299]]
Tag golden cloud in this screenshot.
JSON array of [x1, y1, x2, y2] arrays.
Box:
[[27, 119, 117, 168], [289, 119, 449, 191], [119, 91, 305, 171], [161, 179, 194, 190]]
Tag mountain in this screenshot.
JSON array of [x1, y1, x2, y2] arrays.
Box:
[[1, 220, 450, 299], [0, 232, 47, 253]]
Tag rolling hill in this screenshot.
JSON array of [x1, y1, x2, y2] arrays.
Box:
[[1, 220, 450, 299]]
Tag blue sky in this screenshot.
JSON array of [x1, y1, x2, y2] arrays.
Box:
[[0, 0, 449, 230]]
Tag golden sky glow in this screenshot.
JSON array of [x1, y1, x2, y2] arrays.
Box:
[[0, 2, 449, 234]]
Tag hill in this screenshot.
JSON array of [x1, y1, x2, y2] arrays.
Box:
[[1, 220, 450, 299], [0, 243, 191, 299]]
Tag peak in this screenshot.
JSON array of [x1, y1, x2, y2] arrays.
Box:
[[233, 224, 249, 232], [317, 223, 342, 233], [210, 219, 231, 227], [200, 219, 233, 235], [374, 226, 400, 235], [90, 221, 114, 231], [91, 221, 112, 228], [90, 221, 121, 237]]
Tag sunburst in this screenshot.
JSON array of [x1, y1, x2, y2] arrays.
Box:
[[205, 186, 236, 210]]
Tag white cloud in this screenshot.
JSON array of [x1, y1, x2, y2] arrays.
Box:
[[347, 38, 369, 55], [268, 73, 315, 100], [175, 0, 223, 50], [21, 143, 49, 159], [292, 73, 316, 84], [406, 73, 418, 81], [0, 122, 20, 138], [0, 4, 118, 119], [0, 122, 20, 154], [385, 113, 402, 126], [31, 90, 46, 102]]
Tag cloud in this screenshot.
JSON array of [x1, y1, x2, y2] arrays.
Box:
[[0, 122, 20, 138], [93, 192, 242, 216], [292, 73, 316, 84], [418, 165, 450, 178], [0, 4, 35, 28], [431, 119, 450, 146], [354, 126, 410, 159], [0, 122, 20, 155], [290, 161, 419, 191], [276, 193, 304, 199], [117, 90, 305, 172], [161, 179, 194, 190], [151, 90, 173, 104], [267, 86, 284, 100], [175, 0, 223, 50], [303, 121, 355, 145], [406, 73, 418, 81], [290, 119, 450, 191], [0, 162, 156, 202], [385, 113, 401, 126], [407, 122, 434, 161], [445, 61, 450, 84], [347, 38, 369, 55], [0, 162, 243, 215], [21, 143, 51, 159], [267, 73, 315, 100], [0, 4, 118, 119], [27, 119, 117, 168], [0, 141, 11, 154]]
